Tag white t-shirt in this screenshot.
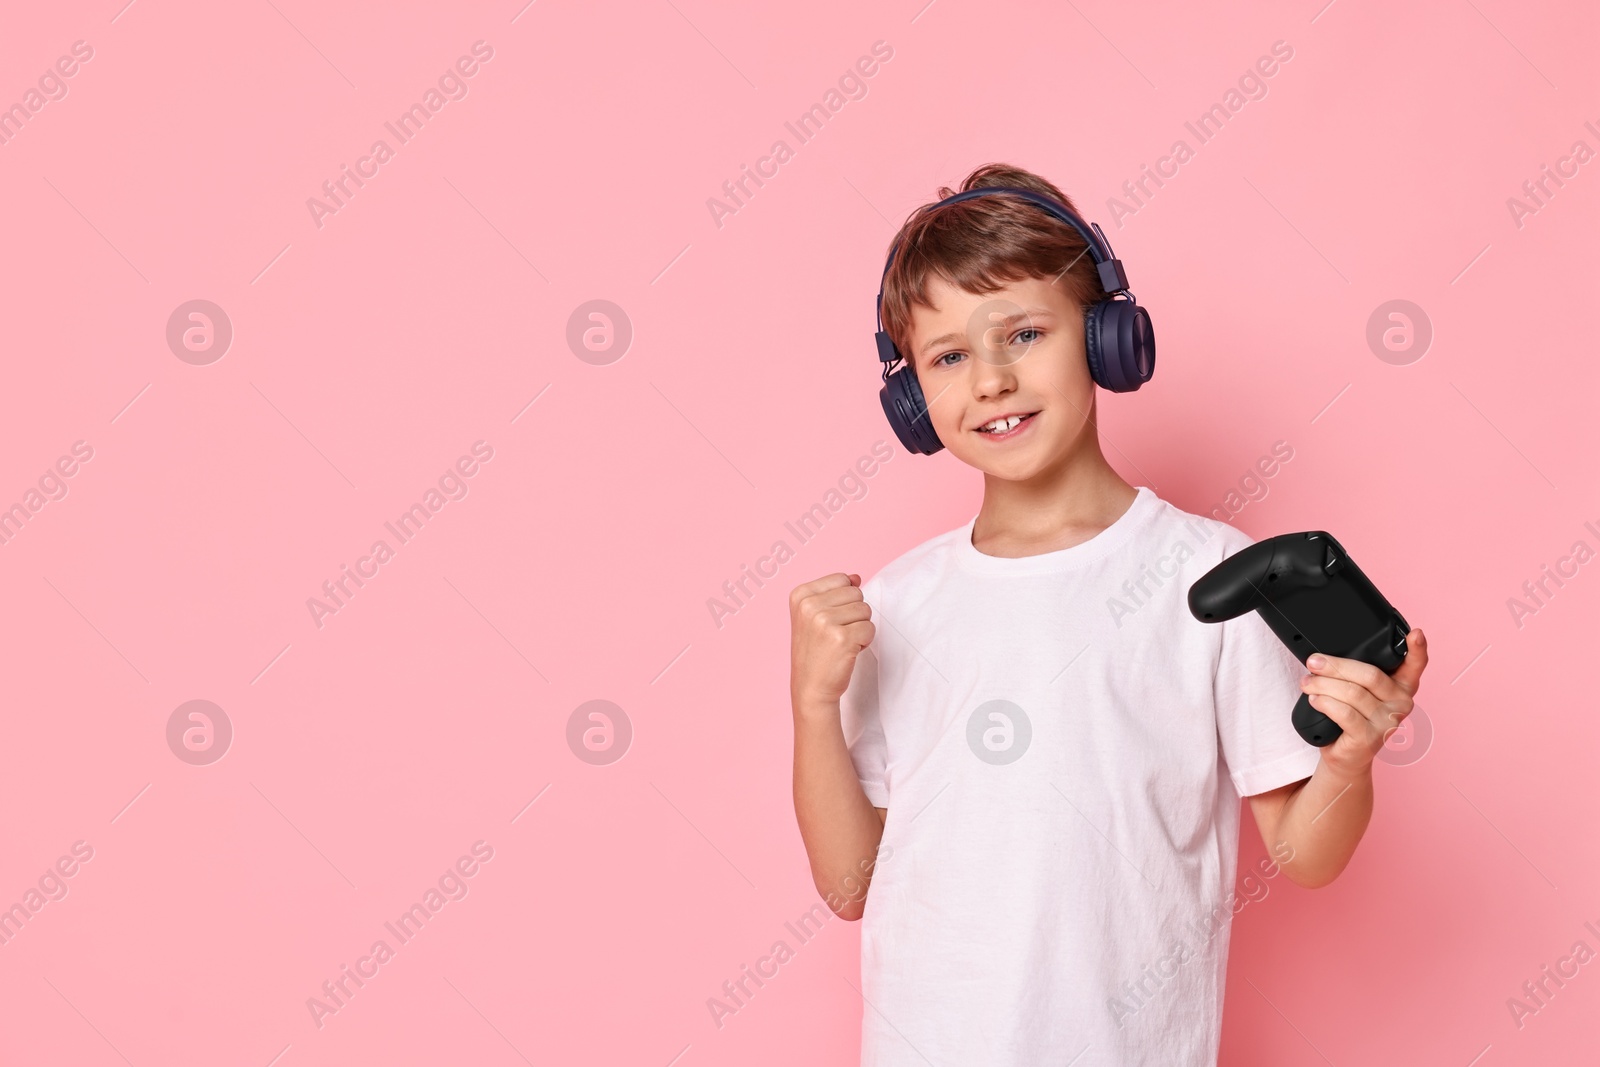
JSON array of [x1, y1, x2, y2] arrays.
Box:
[[841, 485, 1322, 1067]]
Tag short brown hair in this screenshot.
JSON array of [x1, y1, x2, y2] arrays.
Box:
[[878, 162, 1106, 365]]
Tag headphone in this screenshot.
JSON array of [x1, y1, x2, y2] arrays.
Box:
[[873, 186, 1156, 455]]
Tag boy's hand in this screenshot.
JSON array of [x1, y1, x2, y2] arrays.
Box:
[[790, 573, 875, 710], [1300, 628, 1429, 778]]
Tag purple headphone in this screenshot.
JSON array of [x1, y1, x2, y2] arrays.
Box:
[[873, 186, 1156, 455]]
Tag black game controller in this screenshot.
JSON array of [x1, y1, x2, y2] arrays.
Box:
[[1187, 532, 1410, 748]]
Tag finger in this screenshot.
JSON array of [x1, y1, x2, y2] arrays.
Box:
[[790, 572, 858, 607], [849, 573, 861, 587], [1389, 629, 1429, 696], [841, 619, 876, 649], [1302, 677, 1381, 722], [1306, 692, 1365, 740], [819, 601, 873, 627], [806, 584, 868, 611], [1301, 676, 1382, 722], [1307, 651, 1398, 701]]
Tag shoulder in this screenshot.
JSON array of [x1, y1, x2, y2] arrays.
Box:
[[1134, 490, 1260, 568], [859, 522, 970, 606]]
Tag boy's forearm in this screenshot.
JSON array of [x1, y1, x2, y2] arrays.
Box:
[[792, 699, 885, 920], [1270, 762, 1374, 888]]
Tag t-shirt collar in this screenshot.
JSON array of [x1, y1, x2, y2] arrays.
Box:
[[956, 485, 1157, 575]]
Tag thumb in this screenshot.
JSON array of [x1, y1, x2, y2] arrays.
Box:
[[1392, 629, 1428, 693], [848, 573, 861, 587]]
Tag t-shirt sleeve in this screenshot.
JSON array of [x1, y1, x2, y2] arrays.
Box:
[[839, 577, 890, 808], [1213, 580, 1324, 798]]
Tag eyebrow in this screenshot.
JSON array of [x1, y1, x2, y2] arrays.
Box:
[[919, 307, 1056, 357]]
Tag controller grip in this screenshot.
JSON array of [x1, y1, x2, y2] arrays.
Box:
[[1292, 692, 1341, 747], [1186, 540, 1275, 622]]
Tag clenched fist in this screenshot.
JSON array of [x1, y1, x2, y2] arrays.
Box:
[[789, 572, 876, 710]]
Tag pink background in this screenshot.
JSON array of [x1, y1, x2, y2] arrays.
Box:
[[1, 0, 1596, 1064]]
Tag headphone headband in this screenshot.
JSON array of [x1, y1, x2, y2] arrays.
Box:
[[874, 186, 1131, 347]]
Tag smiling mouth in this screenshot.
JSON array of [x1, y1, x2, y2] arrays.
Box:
[[975, 412, 1038, 435]]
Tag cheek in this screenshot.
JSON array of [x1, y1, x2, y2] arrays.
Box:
[[1056, 333, 1091, 382], [1027, 341, 1091, 402], [929, 383, 966, 438]]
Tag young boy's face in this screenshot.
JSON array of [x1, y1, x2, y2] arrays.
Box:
[[906, 273, 1095, 481]]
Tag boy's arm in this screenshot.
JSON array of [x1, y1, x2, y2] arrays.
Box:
[[792, 699, 887, 920], [1247, 767, 1372, 888], [1248, 630, 1428, 888], [790, 573, 889, 921]]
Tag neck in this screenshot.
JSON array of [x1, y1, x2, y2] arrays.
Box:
[[971, 414, 1137, 558]]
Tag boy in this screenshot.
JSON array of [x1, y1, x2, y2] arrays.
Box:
[[789, 163, 1427, 1066]]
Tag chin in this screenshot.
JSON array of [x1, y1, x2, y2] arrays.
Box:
[[954, 445, 1047, 481], [984, 458, 1050, 481]]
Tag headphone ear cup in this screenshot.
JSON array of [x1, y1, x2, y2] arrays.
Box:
[[1083, 302, 1107, 389], [1085, 299, 1156, 392], [879, 365, 944, 455]]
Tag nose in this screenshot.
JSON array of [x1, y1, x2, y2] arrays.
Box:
[[969, 330, 1019, 401]]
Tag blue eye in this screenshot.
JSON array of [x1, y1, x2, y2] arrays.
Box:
[[931, 328, 1040, 367]]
